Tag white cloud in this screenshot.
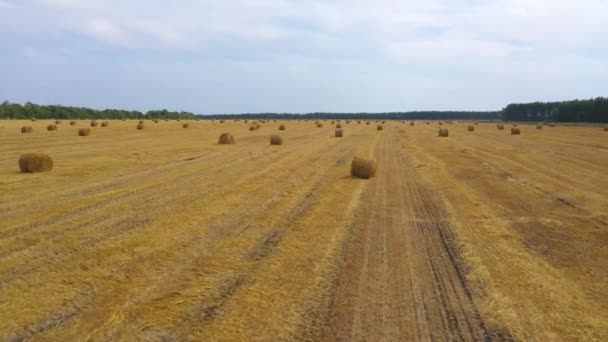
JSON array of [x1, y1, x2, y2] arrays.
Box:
[[84, 18, 130, 46]]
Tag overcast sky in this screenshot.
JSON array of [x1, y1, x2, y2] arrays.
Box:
[[1, 0, 607, 114]]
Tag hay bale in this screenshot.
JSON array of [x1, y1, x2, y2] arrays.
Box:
[[317, 123, 324, 128], [536, 124, 542, 129], [218, 133, 235, 144], [439, 122, 443, 126], [19, 153, 53, 173], [351, 157, 377, 179], [475, 122, 479, 125], [154, 120, 159, 123], [438, 129, 449, 137], [249, 125, 255, 131], [604, 127, 608, 131], [219, 120, 225, 123], [410, 122, 414, 126], [101, 122, 109, 127], [70, 121, 77, 125], [270, 135, 283, 145], [55, 120, 62, 124], [497, 124, 504, 130], [468, 126, 475, 131], [336, 124, 342, 129], [366, 121, 370, 125], [335, 129, 343, 137], [47, 124, 57, 131], [78, 128, 91, 136], [21, 126, 33, 133], [183, 123, 190, 128], [511, 127, 521, 135], [137, 124, 144, 130], [139, 120, 145, 124], [377, 125, 383, 131], [91, 120, 98, 127], [279, 124, 286, 130]]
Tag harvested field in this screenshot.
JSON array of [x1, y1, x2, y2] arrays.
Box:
[[0, 120, 607, 341]]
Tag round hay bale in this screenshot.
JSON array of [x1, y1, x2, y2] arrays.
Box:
[[377, 125, 383, 130], [438, 129, 449, 137], [244, 120, 248, 123], [366, 121, 370, 125], [511, 127, 521, 135], [19, 153, 53, 173], [21, 126, 33, 133], [55, 120, 62, 124], [357, 120, 361, 124], [47, 124, 57, 131], [78, 128, 91, 136], [249, 125, 255, 131], [335, 129, 344, 137], [218, 133, 235, 144], [439, 122, 443, 126], [410, 122, 414, 126], [336, 124, 342, 129], [101, 122, 109, 127], [270, 135, 283, 145], [183, 123, 190, 128], [70, 121, 77, 125], [279, 124, 286, 130], [475, 122, 479, 125], [137, 124, 144, 130], [497, 124, 505, 130], [604, 127, 608, 131], [154, 120, 159, 123], [219, 120, 225, 124], [317, 123, 324, 128], [536, 124, 542, 129], [426, 122, 430, 125], [91, 120, 98, 127], [351, 157, 377, 179], [139, 120, 144, 124], [31, 118, 37, 122], [468, 126, 475, 131]]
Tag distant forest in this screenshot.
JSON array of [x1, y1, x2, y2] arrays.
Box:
[[502, 97, 608, 122], [204, 111, 501, 120], [1, 97, 606, 122], [0, 101, 196, 120]]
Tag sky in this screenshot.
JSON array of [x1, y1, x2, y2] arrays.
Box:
[[1, 0, 607, 114]]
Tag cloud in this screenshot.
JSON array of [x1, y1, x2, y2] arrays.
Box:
[[84, 18, 130, 46], [0, 0, 606, 112]]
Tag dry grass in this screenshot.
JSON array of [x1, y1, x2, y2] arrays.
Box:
[[0, 119, 606, 341], [18, 153, 53, 173], [351, 157, 377, 179], [218, 133, 235, 144], [270, 135, 283, 145], [78, 128, 91, 136], [438, 128, 449, 137]]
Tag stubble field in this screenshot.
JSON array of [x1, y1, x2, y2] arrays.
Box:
[[1, 119, 607, 341]]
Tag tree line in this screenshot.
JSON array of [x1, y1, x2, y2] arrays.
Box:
[[204, 111, 501, 120], [502, 97, 608, 122], [0, 101, 196, 120]]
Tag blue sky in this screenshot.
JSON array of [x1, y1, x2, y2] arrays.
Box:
[[1, 0, 607, 114]]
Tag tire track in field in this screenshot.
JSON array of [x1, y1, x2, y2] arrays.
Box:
[[324, 128, 507, 341]]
